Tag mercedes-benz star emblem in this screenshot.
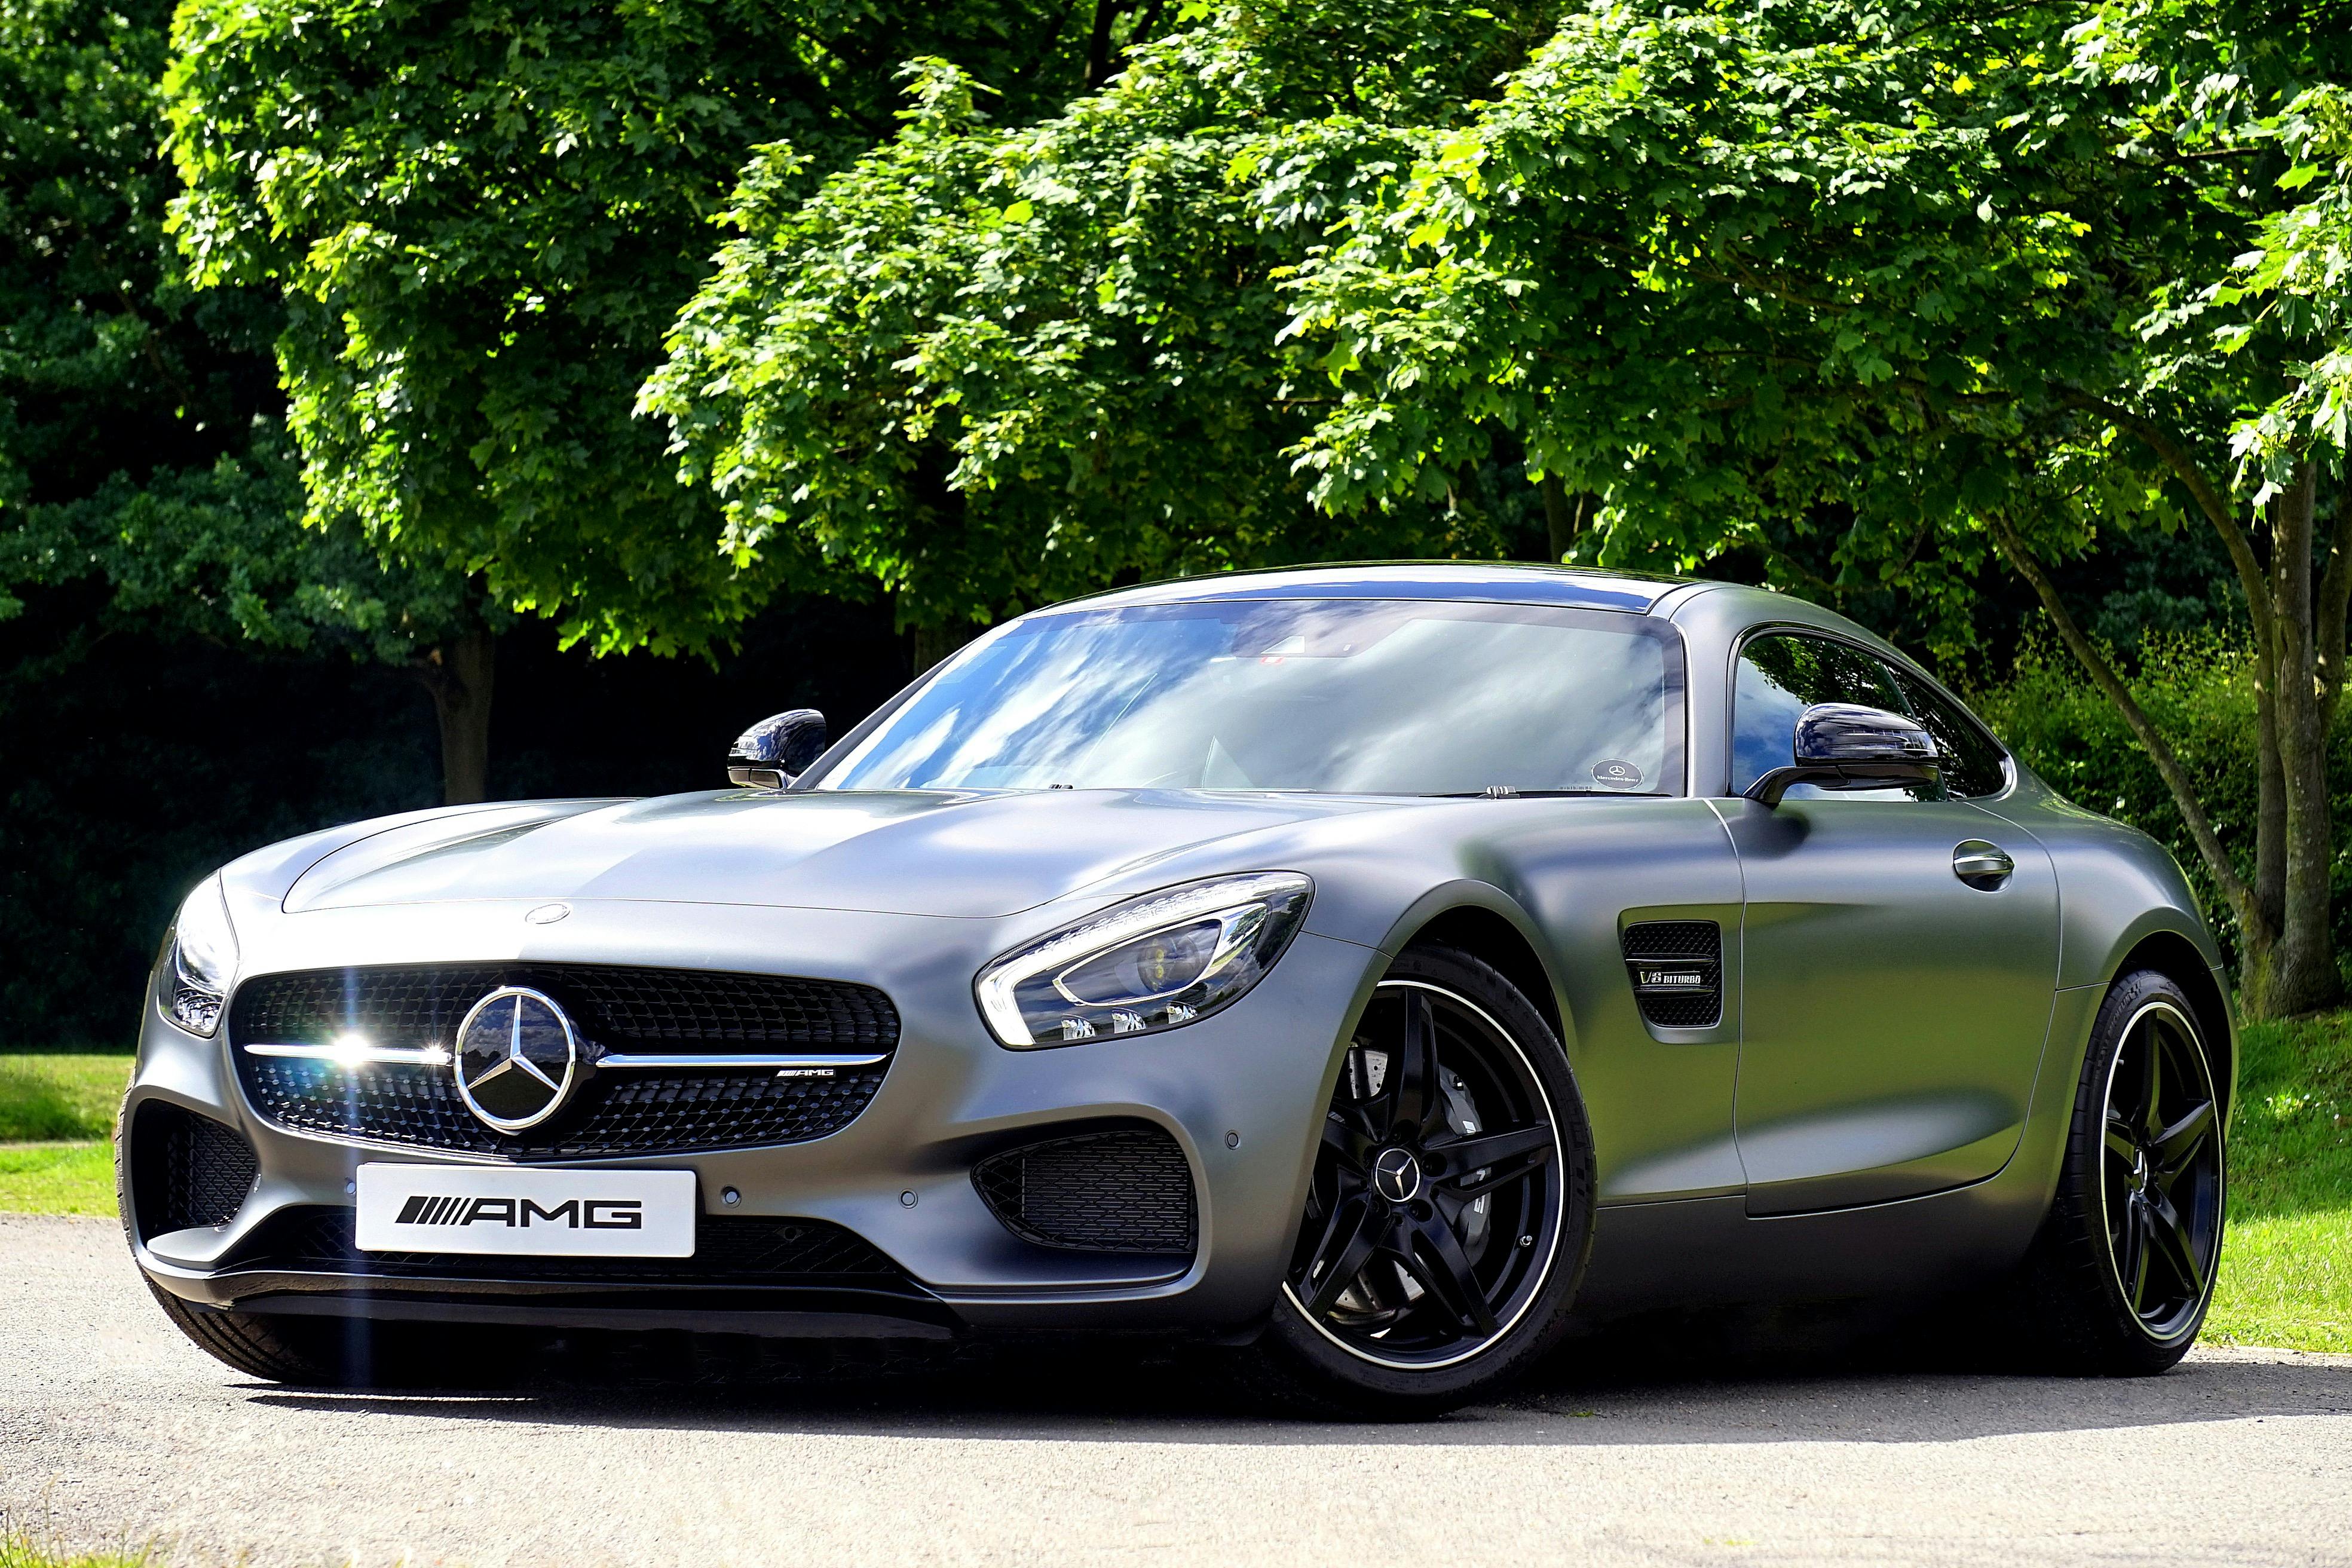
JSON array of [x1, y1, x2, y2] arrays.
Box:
[[1372, 1146, 1424, 1203], [453, 987, 579, 1133]]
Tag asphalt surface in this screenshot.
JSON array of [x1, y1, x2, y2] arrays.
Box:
[[4, 1214, 2350, 1568]]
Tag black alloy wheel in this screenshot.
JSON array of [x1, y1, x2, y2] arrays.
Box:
[[2098, 998, 2224, 1341], [2008, 967, 2226, 1375], [1258, 945, 1592, 1413]]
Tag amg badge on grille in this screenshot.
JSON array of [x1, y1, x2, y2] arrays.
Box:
[[453, 987, 580, 1133]]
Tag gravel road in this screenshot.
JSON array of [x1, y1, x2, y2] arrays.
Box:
[[4, 1212, 2349, 1568]]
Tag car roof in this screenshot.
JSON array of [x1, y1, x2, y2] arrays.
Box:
[[1051, 562, 1710, 615]]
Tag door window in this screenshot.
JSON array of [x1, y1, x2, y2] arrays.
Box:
[[1886, 669, 2011, 798], [1730, 632, 1912, 795]]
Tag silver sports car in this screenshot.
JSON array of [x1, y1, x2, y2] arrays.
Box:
[[123, 564, 2231, 1413]]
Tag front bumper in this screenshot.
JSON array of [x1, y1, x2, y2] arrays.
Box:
[[125, 896, 1382, 1339]]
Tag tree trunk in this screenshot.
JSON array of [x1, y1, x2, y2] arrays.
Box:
[[2257, 463, 2341, 1015], [912, 620, 980, 675], [420, 624, 497, 806], [1538, 474, 1591, 564]]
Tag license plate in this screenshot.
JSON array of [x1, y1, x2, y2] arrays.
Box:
[[355, 1163, 696, 1257]]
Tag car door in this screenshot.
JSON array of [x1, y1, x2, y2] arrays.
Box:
[[1719, 630, 2061, 1215]]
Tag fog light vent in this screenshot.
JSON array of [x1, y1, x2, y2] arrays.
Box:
[[1621, 920, 1723, 1030], [972, 1125, 1196, 1255], [130, 1101, 258, 1238]]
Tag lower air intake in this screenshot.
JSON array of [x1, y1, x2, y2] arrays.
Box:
[[130, 1101, 259, 1237], [973, 1125, 1196, 1255]]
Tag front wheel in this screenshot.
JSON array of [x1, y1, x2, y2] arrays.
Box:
[[1238, 944, 1595, 1417], [2010, 969, 2226, 1374]]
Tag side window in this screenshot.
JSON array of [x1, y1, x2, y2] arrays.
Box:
[[1730, 632, 1909, 795], [1888, 669, 2010, 798]]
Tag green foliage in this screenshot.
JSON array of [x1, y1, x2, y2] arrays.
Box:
[[647, 0, 1567, 633], [0, 1525, 151, 1568], [0, 1054, 130, 1140], [166, 0, 1114, 653], [1974, 635, 2352, 959], [0, 0, 479, 670]]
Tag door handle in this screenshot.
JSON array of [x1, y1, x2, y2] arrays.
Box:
[[1953, 840, 2014, 889]]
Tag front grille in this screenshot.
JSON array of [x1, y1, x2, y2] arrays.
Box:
[[130, 1102, 258, 1236], [240, 1056, 888, 1159], [1621, 919, 1723, 1029], [228, 963, 898, 1159], [232, 963, 896, 1052], [973, 1126, 1196, 1255], [227, 1206, 917, 1290]]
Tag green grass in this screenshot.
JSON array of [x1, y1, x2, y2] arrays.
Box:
[[0, 1142, 117, 1217], [0, 1524, 151, 1568], [0, 1029, 2345, 1350], [0, 1055, 130, 1218], [2204, 1009, 2352, 1352], [0, 1054, 130, 1140]]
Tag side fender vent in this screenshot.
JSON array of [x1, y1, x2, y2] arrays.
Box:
[[1621, 920, 1723, 1030]]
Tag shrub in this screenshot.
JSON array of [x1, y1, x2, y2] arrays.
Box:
[[1969, 634, 2352, 969]]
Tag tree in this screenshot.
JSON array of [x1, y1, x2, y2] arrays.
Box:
[[642, 0, 1567, 651], [1275, 0, 2352, 1015], [0, 0, 522, 805], [161, 0, 1138, 719]]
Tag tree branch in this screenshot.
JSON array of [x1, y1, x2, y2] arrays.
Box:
[[1990, 514, 2266, 938]]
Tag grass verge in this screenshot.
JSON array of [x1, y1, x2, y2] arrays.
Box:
[[0, 1523, 151, 1568], [2203, 1009, 2352, 1352], [0, 1055, 130, 1140]]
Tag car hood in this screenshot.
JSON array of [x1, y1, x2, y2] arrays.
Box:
[[280, 789, 1399, 918]]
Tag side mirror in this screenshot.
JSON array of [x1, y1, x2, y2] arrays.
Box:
[[727, 709, 827, 789], [1744, 703, 1941, 807]]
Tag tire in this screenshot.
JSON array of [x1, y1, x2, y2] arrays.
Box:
[[2008, 968, 2226, 1375], [1237, 943, 1597, 1418]]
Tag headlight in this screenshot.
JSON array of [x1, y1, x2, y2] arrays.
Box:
[[976, 872, 1313, 1048], [160, 877, 238, 1037]]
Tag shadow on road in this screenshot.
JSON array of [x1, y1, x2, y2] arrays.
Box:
[[237, 1297, 2352, 1445]]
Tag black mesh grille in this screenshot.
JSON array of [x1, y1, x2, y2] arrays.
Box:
[[227, 1206, 915, 1288], [973, 1126, 1196, 1254], [1621, 921, 1720, 961], [231, 963, 896, 1052], [228, 962, 898, 1159], [239, 1056, 887, 1160], [131, 1102, 259, 1236], [1621, 920, 1723, 1029]]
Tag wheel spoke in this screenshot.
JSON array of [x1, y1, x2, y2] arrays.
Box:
[[2152, 1100, 2215, 1177], [1429, 1122, 1554, 1179], [1300, 1196, 1382, 1318], [1321, 1113, 1369, 1174], [2146, 1189, 2205, 1298], [2103, 1114, 2140, 1168], [1399, 1211, 1499, 1336], [2116, 1199, 2149, 1311], [2139, 1027, 2165, 1137], [1385, 990, 1437, 1138]]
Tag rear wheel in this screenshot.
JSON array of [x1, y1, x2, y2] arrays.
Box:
[[1239, 944, 1595, 1417], [2010, 969, 2225, 1374]]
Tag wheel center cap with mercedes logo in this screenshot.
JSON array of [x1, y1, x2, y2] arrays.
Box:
[[1372, 1146, 1425, 1203], [454, 987, 579, 1133]]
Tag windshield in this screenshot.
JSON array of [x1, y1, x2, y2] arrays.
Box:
[[814, 599, 1683, 795]]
